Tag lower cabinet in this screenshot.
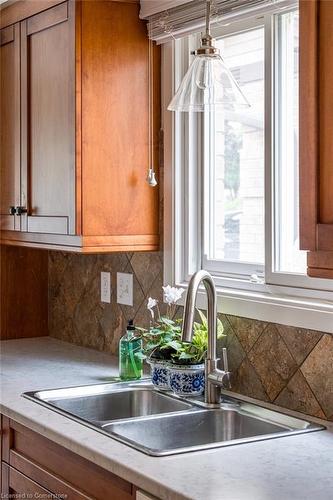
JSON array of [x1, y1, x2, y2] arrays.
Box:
[[0, 415, 136, 499]]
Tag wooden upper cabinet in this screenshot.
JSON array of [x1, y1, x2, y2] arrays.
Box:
[[0, 0, 160, 253], [21, 2, 76, 236], [299, 0, 333, 277], [0, 24, 21, 232]]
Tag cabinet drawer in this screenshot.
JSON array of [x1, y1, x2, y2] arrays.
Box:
[[2, 462, 54, 497], [2, 417, 134, 500]]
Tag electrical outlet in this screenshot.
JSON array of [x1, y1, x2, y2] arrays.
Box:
[[117, 272, 133, 306], [101, 272, 111, 303]]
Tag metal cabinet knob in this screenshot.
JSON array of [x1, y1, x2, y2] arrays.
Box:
[[9, 206, 16, 215], [16, 206, 28, 215]]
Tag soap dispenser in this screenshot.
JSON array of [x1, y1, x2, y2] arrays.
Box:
[[119, 319, 143, 380]]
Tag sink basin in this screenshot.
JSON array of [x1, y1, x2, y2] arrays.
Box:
[[24, 383, 193, 424], [103, 403, 323, 456], [23, 380, 324, 456]]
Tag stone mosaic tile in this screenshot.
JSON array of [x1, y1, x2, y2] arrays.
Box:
[[276, 324, 323, 365], [101, 302, 125, 354], [248, 324, 298, 401], [232, 358, 269, 402], [130, 252, 162, 296], [134, 271, 167, 330], [48, 251, 71, 297], [98, 252, 129, 277], [219, 316, 246, 373], [301, 335, 333, 420], [72, 273, 105, 351], [227, 315, 267, 353], [49, 288, 75, 344], [275, 370, 325, 419], [118, 261, 145, 324]]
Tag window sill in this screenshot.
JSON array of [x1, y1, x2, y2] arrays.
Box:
[[174, 279, 333, 334]]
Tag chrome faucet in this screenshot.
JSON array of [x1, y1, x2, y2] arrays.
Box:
[[181, 270, 231, 405]]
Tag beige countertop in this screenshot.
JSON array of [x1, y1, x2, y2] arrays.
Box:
[[1, 337, 333, 500]]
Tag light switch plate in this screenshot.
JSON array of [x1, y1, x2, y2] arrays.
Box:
[[117, 272, 133, 306], [101, 271, 111, 303]]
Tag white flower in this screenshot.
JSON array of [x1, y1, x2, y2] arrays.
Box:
[[162, 285, 185, 305], [147, 297, 158, 318]]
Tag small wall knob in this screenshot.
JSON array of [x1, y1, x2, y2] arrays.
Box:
[[16, 206, 28, 215], [9, 206, 16, 215]]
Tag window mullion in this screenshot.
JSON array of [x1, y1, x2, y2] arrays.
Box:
[[264, 11, 275, 285]]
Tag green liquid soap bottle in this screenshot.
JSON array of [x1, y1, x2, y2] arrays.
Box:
[[119, 319, 143, 380]]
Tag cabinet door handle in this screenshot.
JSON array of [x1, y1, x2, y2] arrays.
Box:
[[9, 206, 16, 215], [16, 206, 28, 215]]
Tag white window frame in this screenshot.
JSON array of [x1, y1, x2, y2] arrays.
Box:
[[163, 1, 333, 334]]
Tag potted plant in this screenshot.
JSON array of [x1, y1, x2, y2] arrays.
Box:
[[138, 287, 225, 395], [137, 286, 185, 389], [166, 310, 225, 396]]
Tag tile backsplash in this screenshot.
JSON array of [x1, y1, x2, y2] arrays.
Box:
[[49, 251, 333, 421]]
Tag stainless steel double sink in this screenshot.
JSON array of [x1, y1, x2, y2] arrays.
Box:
[[23, 380, 324, 456]]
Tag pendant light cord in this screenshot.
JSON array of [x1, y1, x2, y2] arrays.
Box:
[[146, 38, 157, 186], [205, 0, 211, 36], [150, 39, 154, 171], [148, 39, 152, 171]]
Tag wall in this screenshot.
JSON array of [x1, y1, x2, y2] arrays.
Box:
[[49, 251, 165, 353], [1, 245, 48, 339], [49, 251, 333, 421]]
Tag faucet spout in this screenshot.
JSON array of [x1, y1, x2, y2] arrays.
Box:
[[181, 270, 230, 405]]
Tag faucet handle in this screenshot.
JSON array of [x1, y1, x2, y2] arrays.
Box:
[[222, 348, 229, 372]]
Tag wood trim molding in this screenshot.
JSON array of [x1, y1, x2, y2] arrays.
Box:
[[316, 223, 333, 250], [318, 0, 333, 226], [307, 248, 333, 278], [0, 0, 140, 30], [299, 0, 318, 251], [1, 416, 11, 463], [1, 463, 9, 496], [26, 1, 68, 36], [1, 230, 81, 246], [0, 24, 14, 45], [1, 231, 159, 252], [0, 0, 67, 30], [307, 266, 333, 279], [75, 0, 83, 235]]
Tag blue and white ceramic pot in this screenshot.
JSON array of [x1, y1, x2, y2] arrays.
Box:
[[147, 358, 170, 390], [167, 363, 205, 396]]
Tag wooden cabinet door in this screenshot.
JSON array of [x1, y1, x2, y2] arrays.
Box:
[[0, 24, 21, 231], [300, 0, 333, 277], [20, 1, 76, 235]]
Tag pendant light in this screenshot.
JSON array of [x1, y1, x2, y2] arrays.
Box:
[[146, 39, 158, 187], [168, 0, 250, 112]]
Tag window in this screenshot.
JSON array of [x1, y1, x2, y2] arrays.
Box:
[[203, 26, 265, 277], [163, 1, 333, 332], [273, 11, 302, 274]]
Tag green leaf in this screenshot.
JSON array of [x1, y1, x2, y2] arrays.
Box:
[[145, 342, 160, 351], [196, 308, 208, 327], [217, 318, 225, 338], [161, 340, 182, 351], [178, 351, 195, 360]]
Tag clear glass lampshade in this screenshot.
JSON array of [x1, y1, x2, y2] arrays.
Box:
[[168, 53, 250, 112]]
